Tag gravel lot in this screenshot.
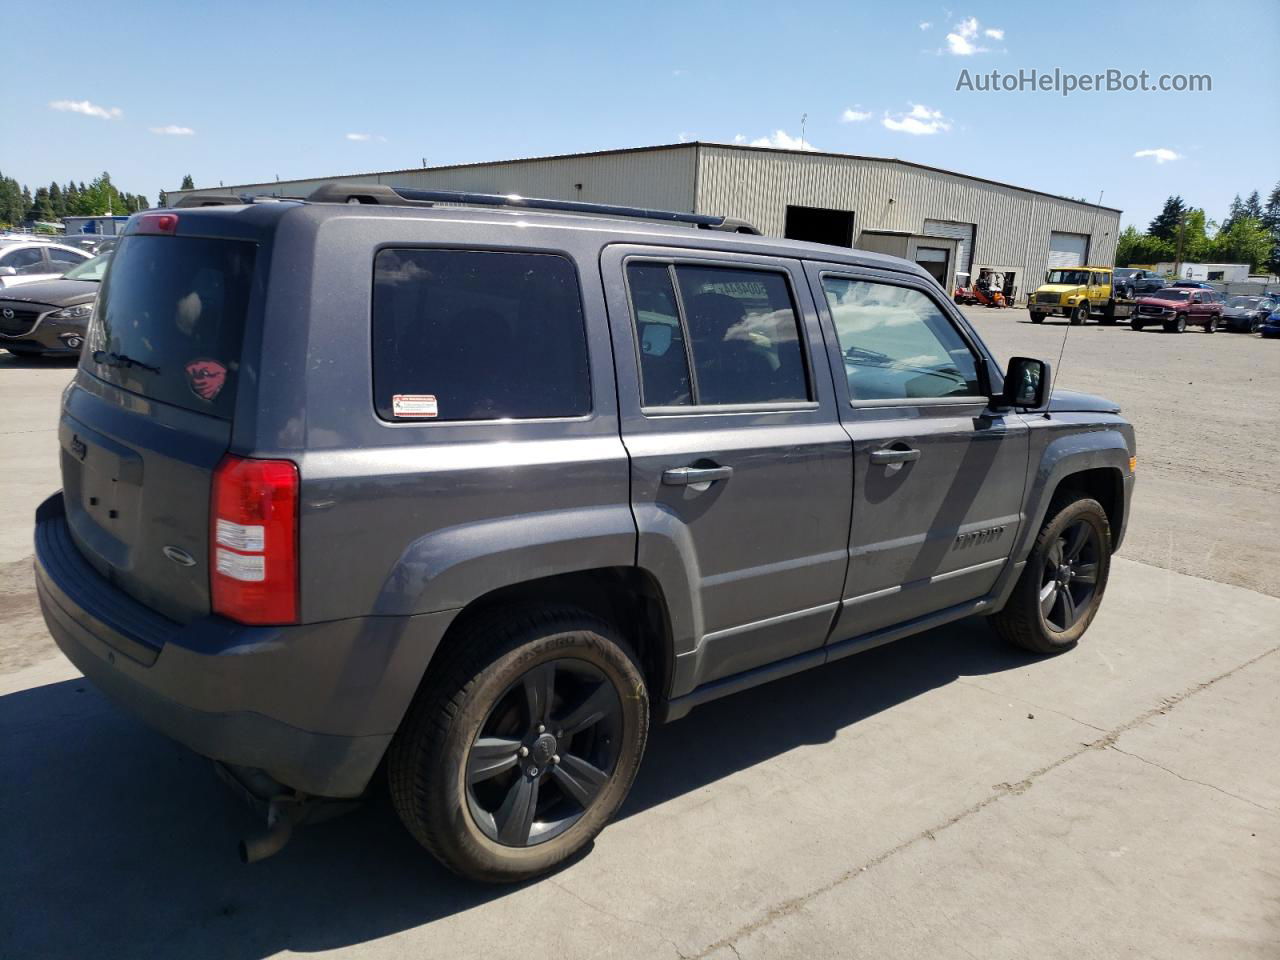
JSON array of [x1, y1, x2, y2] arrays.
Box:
[[1, 315, 1277, 959]]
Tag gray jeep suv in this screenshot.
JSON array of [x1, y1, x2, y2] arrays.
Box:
[[34, 187, 1136, 882]]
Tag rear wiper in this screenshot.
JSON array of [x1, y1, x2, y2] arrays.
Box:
[[92, 350, 159, 374]]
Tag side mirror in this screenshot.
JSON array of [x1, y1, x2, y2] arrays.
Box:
[[0, 266, 15, 277], [996, 356, 1050, 409]]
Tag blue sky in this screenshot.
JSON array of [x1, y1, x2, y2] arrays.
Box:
[[6, 0, 1277, 229]]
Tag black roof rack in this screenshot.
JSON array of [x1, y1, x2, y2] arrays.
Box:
[[304, 182, 761, 234], [172, 193, 299, 209]]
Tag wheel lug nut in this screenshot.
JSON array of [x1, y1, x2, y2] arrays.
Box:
[[551, 754, 560, 765], [538, 725, 545, 734], [518, 746, 529, 757]]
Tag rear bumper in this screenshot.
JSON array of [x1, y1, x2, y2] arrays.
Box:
[[34, 492, 455, 797]]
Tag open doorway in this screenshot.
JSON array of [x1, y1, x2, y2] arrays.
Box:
[[784, 206, 855, 247], [914, 246, 950, 287]]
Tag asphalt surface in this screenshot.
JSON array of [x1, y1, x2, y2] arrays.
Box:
[[1, 312, 1277, 958]]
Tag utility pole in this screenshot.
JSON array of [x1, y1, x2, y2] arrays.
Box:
[[800, 113, 807, 146]]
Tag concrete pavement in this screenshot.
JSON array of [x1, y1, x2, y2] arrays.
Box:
[[3, 558, 1276, 959]]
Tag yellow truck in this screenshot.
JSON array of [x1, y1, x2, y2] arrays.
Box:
[[1028, 266, 1137, 325]]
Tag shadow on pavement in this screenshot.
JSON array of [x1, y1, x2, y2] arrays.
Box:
[[1, 617, 1037, 958], [0, 351, 79, 369]]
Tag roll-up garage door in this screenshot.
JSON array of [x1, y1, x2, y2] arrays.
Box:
[[923, 219, 973, 275], [1047, 231, 1089, 268]]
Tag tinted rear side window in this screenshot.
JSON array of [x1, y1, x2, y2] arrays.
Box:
[[85, 235, 257, 419], [372, 249, 591, 422]]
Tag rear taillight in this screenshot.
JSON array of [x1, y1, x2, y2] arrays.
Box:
[[210, 455, 299, 624]]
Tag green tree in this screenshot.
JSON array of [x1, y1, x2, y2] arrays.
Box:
[[158, 188, 168, 208], [1209, 217, 1271, 270], [1221, 194, 1244, 232], [1262, 182, 1280, 234], [49, 182, 64, 219], [1243, 190, 1263, 220], [181, 174, 195, 190], [1148, 195, 1186, 241]]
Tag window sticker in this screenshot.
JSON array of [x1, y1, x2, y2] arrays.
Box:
[[392, 394, 439, 418], [184, 358, 228, 402]]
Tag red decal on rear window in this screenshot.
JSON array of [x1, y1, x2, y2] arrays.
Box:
[[185, 358, 227, 401]]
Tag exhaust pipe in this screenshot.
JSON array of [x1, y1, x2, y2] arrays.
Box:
[[239, 808, 294, 864]]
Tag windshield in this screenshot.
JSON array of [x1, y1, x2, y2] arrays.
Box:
[[1226, 296, 1258, 307], [1114, 269, 1138, 278], [63, 254, 111, 282], [1046, 269, 1089, 285], [1151, 289, 1191, 301], [84, 235, 257, 419]]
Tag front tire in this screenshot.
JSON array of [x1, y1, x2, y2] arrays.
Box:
[[388, 606, 649, 883], [1069, 304, 1089, 325], [989, 496, 1111, 654], [1164, 313, 1187, 333], [1030, 312, 1045, 324]]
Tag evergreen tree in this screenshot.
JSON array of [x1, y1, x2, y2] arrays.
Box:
[[1221, 194, 1244, 232], [181, 174, 195, 190], [49, 182, 64, 219], [1148, 195, 1186, 241], [158, 188, 168, 208], [1261, 182, 1280, 234], [1243, 190, 1263, 220], [1209, 217, 1271, 270]]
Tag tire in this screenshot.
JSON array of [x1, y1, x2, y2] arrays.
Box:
[[1251, 318, 1262, 334], [1164, 313, 1187, 333], [1101, 300, 1118, 325], [1205, 316, 1218, 333], [989, 496, 1112, 655], [388, 605, 649, 883], [1131, 320, 1144, 331], [1069, 304, 1088, 325], [1030, 312, 1045, 324]]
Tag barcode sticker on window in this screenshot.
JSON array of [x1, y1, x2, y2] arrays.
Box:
[[392, 394, 438, 418]]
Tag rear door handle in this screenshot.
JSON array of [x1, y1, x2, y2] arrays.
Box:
[[662, 465, 734, 486], [870, 447, 920, 465]]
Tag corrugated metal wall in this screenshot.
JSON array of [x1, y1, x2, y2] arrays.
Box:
[[167, 146, 699, 213], [168, 143, 1120, 298], [694, 145, 1119, 293]]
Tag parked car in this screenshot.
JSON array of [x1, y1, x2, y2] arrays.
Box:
[[1170, 280, 1216, 289], [0, 252, 110, 356], [58, 235, 119, 256], [1132, 287, 1225, 332], [0, 240, 91, 289], [33, 188, 1136, 883], [1221, 295, 1276, 333], [1260, 308, 1280, 339], [1112, 268, 1164, 298]]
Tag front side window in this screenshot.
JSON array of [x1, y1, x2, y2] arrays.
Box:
[[372, 249, 591, 422], [49, 247, 87, 267], [625, 262, 810, 408], [820, 277, 982, 402]]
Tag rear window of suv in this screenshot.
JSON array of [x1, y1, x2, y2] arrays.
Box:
[[84, 235, 257, 419], [371, 249, 591, 422]]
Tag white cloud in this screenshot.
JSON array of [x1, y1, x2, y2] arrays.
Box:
[[943, 16, 1003, 54], [345, 132, 386, 142], [841, 107, 872, 123], [919, 20, 932, 30], [733, 134, 747, 144], [149, 124, 194, 136], [749, 129, 816, 151], [49, 99, 122, 120], [882, 103, 952, 135], [1133, 147, 1181, 164]]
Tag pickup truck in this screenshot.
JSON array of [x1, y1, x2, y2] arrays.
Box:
[[1028, 266, 1136, 325]]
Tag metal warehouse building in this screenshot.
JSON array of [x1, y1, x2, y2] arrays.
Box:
[[168, 142, 1120, 302]]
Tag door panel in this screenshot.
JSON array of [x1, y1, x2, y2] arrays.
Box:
[[805, 263, 1030, 640], [602, 246, 852, 694]]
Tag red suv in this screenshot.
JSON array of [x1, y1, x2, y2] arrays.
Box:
[[1132, 288, 1223, 333]]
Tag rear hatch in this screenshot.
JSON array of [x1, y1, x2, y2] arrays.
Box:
[[60, 220, 261, 623]]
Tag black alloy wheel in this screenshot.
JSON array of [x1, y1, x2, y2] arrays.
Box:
[[466, 658, 623, 847], [1037, 519, 1102, 633]]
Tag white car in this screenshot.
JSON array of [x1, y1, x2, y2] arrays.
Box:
[[0, 241, 91, 289]]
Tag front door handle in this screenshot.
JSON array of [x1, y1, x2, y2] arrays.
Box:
[[870, 447, 921, 465], [662, 465, 734, 486]]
